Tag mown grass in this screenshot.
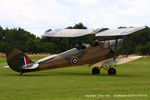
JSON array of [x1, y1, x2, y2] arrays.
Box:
[[0, 57, 150, 100]]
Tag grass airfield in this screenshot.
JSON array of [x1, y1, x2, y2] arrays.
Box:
[[0, 57, 150, 100]]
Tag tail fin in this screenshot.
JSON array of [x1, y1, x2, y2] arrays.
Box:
[[6, 48, 38, 73]]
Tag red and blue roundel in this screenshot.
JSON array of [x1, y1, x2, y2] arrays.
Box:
[[71, 57, 79, 65]]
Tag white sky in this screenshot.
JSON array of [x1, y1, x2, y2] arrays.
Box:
[[0, 0, 149, 36]]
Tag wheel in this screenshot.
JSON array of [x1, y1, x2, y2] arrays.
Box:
[[108, 68, 116, 75], [92, 67, 100, 75]]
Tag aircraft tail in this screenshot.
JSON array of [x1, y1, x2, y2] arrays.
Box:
[[6, 48, 39, 73]]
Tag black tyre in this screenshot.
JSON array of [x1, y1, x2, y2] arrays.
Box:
[[108, 68, 116, 75], [92, 67, 100, 75]]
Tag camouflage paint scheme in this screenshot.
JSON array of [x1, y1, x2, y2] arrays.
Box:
[[6, 39, 123, 74]]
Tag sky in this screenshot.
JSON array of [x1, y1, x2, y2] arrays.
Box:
[[0, 0, 150, 36]]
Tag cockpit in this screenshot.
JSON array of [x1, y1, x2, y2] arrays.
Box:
[[75, 43, 91, 50]]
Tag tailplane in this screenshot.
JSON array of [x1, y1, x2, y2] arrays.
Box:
[[6, 48, 39, 73]]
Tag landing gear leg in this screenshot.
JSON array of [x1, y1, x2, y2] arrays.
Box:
[[92, 67, 100, 75]]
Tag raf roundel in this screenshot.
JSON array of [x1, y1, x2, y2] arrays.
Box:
[[71, 57, 79, 65]]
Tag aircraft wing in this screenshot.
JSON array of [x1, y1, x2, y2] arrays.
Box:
[[42, 26, 145, 37], [92, 56, 142, 67], [42, 29, 94, 37], [96, 26, 145, 37]]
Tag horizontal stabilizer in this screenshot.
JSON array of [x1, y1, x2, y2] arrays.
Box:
[[22, 63, 39, 70]]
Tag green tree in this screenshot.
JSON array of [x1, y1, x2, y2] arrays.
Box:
[[66, 22, 87, 29]]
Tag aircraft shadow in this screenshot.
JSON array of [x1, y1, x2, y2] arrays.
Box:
[[3, 72, 145, 78]]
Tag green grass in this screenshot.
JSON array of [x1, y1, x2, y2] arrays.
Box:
[[0, 57, 150, 100]]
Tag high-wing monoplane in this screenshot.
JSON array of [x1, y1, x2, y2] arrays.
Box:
[[6, 26, 145, 75]]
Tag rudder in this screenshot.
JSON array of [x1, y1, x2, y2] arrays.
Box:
[[6, 48, 37, 73]]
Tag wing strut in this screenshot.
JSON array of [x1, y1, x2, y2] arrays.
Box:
[[59, 37, 62, 52], [123, 36, 129, 58], [113, 36, 118, 61]]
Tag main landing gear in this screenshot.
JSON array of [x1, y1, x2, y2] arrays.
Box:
[[92, 66, 116, 75], [92, 67, 100, 75]]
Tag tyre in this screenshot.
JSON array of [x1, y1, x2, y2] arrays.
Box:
[[108, 68, 116, 75], [92, 67, 100, 75]]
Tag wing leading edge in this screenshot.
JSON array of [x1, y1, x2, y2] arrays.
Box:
[[42, 26, 145, 38], [96, 26, 145, 37], [42, 29, 94, 37]]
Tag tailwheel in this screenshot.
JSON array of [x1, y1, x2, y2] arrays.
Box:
[[92, 67, 100, 75], [108, 67, 116, 75], [20, 70, 23, 76]]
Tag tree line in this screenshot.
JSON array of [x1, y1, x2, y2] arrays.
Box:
[[0, 23, 150, 55]]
